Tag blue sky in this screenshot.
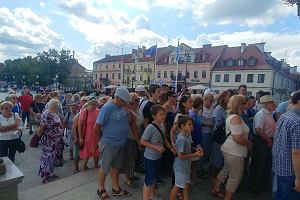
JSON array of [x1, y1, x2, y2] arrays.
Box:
[[0, 0, 300, 70]]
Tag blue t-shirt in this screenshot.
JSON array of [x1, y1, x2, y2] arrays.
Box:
[[96, 101, 130, 147], [189, 110, 202, 146], [276, 101, 289, 114]]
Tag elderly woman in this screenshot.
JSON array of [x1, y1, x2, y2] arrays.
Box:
[[9, 94, 21, 115], [29, 94, 45, 134], [37, 99, 64, 183], [121, 93, 141, 186], [213, 95, 250, 200], [0, 101, 21, 162], [78, 99, 100, 171]]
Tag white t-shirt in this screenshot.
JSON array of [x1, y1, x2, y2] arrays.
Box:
[[221, 114, 249, 158], [0, 113, 21, 140]]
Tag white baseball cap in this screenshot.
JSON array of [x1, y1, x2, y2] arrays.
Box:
[[135, 85, 146, 92]]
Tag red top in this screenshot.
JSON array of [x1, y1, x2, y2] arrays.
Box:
[[18, 95, 33, 112]]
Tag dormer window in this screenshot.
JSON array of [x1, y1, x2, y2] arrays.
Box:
[[201, 54, 206, 60], [238, 59, 245, 66], [218, 59, 225, 67], [163, 57, 167, 62], [227, 59, 235, 67], [248, 57, 257, 66]]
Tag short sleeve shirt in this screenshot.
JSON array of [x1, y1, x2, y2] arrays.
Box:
[[142, 123, 165, 160], [273, 108, 300, 176], [96, 101, 130, 147], [173, 133, 192, 173], [0, 113, 21, 140], [254, 108, 275, 138]]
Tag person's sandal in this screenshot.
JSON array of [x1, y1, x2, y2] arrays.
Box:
[[96, 189, 110, 200], [176, 190, 183, 200], [211, 189, 225, 199], [111, 187, 131, 197]]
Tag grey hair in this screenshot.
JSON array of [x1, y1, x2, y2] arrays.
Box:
[[48, 99, 60, 110]]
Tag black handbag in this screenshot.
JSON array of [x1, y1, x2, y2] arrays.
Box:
[[17, 137, 26, 153]]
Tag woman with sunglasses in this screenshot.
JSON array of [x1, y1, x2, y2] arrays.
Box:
[[9, 94, 21, 115], [0, 101, 21, 162]]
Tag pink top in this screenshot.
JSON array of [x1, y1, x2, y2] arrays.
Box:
[[79, 108, 100, 159]]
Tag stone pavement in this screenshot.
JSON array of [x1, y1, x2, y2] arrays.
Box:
[[15, 131, 272, 200]]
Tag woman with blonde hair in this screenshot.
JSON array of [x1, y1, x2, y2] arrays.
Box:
[[212, 95, 250, 200], [78, 99, 100, 171], [0, 101, 21, 162]]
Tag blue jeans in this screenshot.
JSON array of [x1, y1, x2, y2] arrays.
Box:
[[274, 175, 300, 200]]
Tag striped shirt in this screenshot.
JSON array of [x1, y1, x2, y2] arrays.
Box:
[[272, 108, 300, 176]]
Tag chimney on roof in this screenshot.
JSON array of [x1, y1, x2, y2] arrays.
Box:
[[255, 42, 265, 53], [105, 54, 111, 58], [266, 52, 272, 57], [241, 43, 246, 53], [290, 66, 298, 74], [203, 44, 212, 48]]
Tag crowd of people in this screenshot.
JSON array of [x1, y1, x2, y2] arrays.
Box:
[[0, 84, 299, 200]]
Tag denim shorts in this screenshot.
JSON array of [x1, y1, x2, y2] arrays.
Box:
[[144, 157, 160, 187]]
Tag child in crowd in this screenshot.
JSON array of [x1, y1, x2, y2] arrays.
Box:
[[169, 116, 203, 200], [140, 105, 167, 200], [189, 94, 203, 183]]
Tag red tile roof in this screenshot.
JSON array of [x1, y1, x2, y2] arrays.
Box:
[[94, 54, 132, 64], [194, 45, 227, 63], [212, 44, 272, 71]]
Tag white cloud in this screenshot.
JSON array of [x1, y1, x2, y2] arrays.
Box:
[[39, 2, 45, 8], [0, 7, 65, 62], [124, 0, 296, 27]]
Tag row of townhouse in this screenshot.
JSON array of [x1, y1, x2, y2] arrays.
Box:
[[92, 43, 300, 102]]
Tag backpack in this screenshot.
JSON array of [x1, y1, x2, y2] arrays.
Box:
[[213, 122, 231, 144]]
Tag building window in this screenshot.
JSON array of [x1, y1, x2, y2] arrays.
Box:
[[235, 74, 241, 82], [163, 57, 167, 62], [113, 64, 115, 69], [186, 71, 190, 78], [170, 71, 174, 79], [238, 59, 245, 66], [100, 73, 102, 78], [119, 64, 121, 68], [227, 59, 234, 67], [118, 73, 121, 79], [105, 73, 108, 79], [158, 71, 161, 78], [248, 57, 257, 66], [95, 73, 98, 80], [224, 74, 229, 82], [112, 73, 115, 80], [258, 74, 265, 83], [215, 74, 221, 82], [106, 65, 109, 69], [171, 57, 175, 64], [202, 70, 207, 78], [178, 70, 182, 78], [164, 71, 167, 78], [194, 70, 198, 79], [140, 75, 143, 82], [201, 54, 206, 60], [247, 74, 254, 83], [99, 65, 102, 70], [281, 78, 284, 86], [247, 91, 253, 96]]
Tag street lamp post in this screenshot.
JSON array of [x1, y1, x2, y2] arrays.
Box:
[[84, 74, 87, 91], [184, 50, 190, 89]]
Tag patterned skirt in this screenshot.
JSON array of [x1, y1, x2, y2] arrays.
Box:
[[120, 139, 138, 177]]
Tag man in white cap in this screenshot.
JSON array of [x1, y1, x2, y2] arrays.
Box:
[[249, 95, 276, 193], [135, 85, 147, 103], [94, 86, 132, 199]]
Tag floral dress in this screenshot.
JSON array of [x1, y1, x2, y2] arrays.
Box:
[[38, 110, 64, 178]]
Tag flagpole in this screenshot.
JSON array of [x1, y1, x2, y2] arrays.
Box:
[[153, 43, 158, 83], [121, 48, 124, 85], [175, 39, 179, 93]]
